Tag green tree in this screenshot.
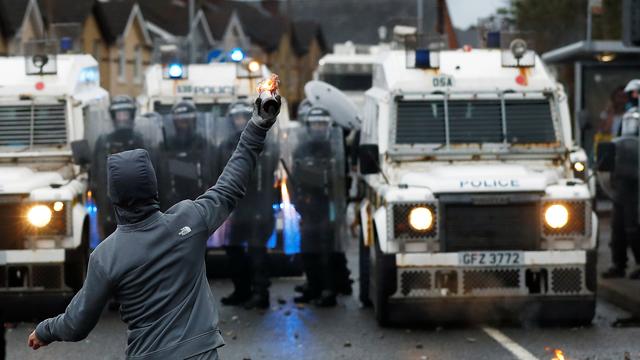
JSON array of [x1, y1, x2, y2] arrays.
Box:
[[506, 0, 621, 53]]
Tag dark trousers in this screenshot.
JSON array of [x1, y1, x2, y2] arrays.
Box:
[[225, 246, 270, 295], [302, 252, 336, 295], [331, 252, 351, 290], [610, 203, 640, 269]]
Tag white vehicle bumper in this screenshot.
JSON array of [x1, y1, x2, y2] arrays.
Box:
[[0, 249, 65, 265], [396, 250, 586, 267]]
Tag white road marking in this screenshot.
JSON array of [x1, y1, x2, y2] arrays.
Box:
[[482, 326, 540, 360]]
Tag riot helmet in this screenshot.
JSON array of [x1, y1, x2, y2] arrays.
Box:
[[227, 101, 253, 132], [109, 95, 136, 130], [296, 99, 312, 121], [304, 107, 332, 140], [624, 79, 640, 109], [171, 100, 197, 137]]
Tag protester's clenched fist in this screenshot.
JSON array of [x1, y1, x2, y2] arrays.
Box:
[[251, 95, 281, 129], [28, 330, 48, 350]]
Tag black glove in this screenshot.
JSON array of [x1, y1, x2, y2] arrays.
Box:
[[251, 94, 281, 129]]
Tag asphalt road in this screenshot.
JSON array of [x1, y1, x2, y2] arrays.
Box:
[[6, 216, 640, 360]]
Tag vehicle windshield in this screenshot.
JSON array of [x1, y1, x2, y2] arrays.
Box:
[[0, 102, 67, 151], [318, 63, 373, 91], [395, 97, 559, 148], [154, 102, 230, 118]]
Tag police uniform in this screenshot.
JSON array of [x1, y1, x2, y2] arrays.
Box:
[[219, 102, 278, 309]]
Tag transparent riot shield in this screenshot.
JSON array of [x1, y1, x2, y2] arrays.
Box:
[[84, 107, 155, 240], [211, 110, 280, 248], [282, 125, 347, 254], [157, 111, 217, 210]]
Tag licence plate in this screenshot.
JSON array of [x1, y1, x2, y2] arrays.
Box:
[[458, 251, 523, 267]]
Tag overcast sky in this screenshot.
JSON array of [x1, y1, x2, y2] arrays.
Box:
[[447, 0, 508, 29]]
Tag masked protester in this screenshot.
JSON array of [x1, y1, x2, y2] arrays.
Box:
[[158, 100, 211, 209], [286, 107, 348, 307], [28, 95, 281, 359], [218, 101, 279, 309], [91, 95, 145, 238]]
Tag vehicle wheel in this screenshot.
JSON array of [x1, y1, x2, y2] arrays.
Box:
[[359, 228, 372, 307], [371, 228, 396, 327], [65, 220, 90, 292]]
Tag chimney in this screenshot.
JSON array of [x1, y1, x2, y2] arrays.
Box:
[[262, 0, 279, 16]]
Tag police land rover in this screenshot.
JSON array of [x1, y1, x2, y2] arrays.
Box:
[[0, 43, 109, 320], [357, 36, 597, 325]]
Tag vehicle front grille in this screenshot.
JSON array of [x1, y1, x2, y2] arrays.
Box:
[[400, 270, 432, 296], [442, 202, 540, 251], [0, 103, 67, 147], [394, 265, 588, 298], [551, 268, 582, 294], [31, 265, 63, 289], [463, 269, 520, 294], [0, 202, 25, 249], [0, 264, 64, 290]]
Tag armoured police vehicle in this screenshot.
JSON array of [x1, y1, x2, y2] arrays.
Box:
[[138, 58, 296, 276], [358, 37, 597, 325], [0, 47, 109, 320]]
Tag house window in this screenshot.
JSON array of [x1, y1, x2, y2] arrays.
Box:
[[134, 45, 142, 83], [118, 44, 125, 82]]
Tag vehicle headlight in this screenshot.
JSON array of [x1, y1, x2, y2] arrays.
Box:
[[408, 206, 434, 231], [573, 162, 585, 172], [544, 204, 569, 229], [27, 205, 52, 228]]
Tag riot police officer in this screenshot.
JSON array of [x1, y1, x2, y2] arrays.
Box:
[[91, 95, 145, 237], [158, 100, 211, 209], [289, 107, 348, 307], [602, 80, 640, 279], [219, 101, 278, 309]]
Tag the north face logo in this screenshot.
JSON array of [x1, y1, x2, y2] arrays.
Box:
[[178, 226, 192, 236]]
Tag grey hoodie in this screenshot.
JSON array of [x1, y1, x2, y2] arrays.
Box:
[[35, 121, 269, 359]]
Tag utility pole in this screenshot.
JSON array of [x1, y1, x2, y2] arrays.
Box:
[[417, 0, 424, 34], [189, 0, 195, 63]]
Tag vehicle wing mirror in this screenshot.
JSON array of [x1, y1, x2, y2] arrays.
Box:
[[359, 144, 380, 175], [71, 140, 91, 166], [596, 142, 615, 172]]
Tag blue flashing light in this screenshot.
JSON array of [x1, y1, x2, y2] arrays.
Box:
[[168, 63, 184, 79], [415, 49, 431, 68], [230, 48, 245, 62], [487, 31, 501, 49], [266, 229, 277, 249]]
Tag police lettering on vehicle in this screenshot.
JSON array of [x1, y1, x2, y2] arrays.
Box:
[[431, 75, 454, 88], [459, 179, 520, 189], [176, 85, 234, 96]]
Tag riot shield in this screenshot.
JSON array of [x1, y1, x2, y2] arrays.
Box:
[[213, 110, 279, 248], [282, 125, 347, 254], [85, 107, 155, 240], [157, 111, 217, 210]]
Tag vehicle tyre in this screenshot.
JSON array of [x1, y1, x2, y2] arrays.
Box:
[[371, 228, 396, 327], [65, 220, 90, 292], [358, 228, 372, 307]]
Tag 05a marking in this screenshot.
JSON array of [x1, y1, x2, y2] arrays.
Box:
[[459, 251, 523, 266]]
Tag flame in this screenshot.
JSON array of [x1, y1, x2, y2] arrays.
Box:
[[257, 73, 280, 95], [545, 347, 566, 360], [280, 172, 291, 205]]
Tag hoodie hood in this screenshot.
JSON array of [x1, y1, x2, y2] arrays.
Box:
[[107, 149, 160, 225]]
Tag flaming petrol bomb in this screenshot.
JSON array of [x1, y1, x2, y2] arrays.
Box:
[[257, 74, 280, 117]]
